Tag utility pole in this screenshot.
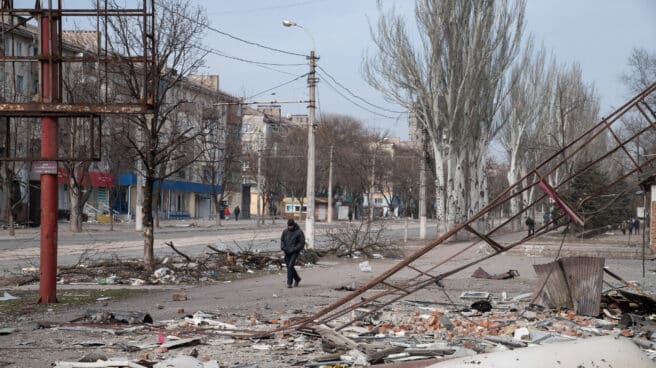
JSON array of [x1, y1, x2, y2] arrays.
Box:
[[369, 146, 377, 223], [256, 132, 263, 227], [306, 50, 317, 248], [419, 148, 427, 240], [327, 144, 334, 224], [39, 11, 60, 303]]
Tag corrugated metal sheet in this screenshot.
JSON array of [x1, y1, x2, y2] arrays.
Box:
[[533, 256, 605, 316]]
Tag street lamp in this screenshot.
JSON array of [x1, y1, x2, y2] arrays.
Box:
[[283, 19, 317, 249]]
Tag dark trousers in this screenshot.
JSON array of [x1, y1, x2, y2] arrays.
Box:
[[284, 252, 301, 286]]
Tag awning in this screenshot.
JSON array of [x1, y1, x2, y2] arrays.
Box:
[[116, 172, 220, 194]]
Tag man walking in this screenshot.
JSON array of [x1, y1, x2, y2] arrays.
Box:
[[525, 216, 535, 237], [234, 206, 240, 221], [281, 219, 304, 288]]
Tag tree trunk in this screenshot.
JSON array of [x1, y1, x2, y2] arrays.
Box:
[[418, 150, 427, 239], [69, 178, 83, 233], [212, 191, 222, 226], [108, 186, 114, 231], [447, 148, 467, 238], [143, 173, 155, 273], [154, 184, 161, 229], [2, 166, 15, 236], [430, 140, 447, 235]]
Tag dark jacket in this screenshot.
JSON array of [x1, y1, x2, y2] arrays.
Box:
[[281, 224, 305, 255]]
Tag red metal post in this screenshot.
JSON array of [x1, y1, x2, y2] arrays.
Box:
[[38, 11, 59, 303]]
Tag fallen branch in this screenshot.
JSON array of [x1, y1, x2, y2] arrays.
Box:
[[166, 241, 192, 262]]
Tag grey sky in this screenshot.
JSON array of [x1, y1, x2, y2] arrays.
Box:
[[195, 0, 655, 141]]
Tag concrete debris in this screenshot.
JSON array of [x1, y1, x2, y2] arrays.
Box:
[[160, 337, 201, 350], [153, 356, 219, 368], [54, 361, 148, 368], [0, 291, 19, 301], [459, 291, 490, 300], [0, 327, 17, 335], [359, 261, 373, 272], [81, 310, 153, 324]]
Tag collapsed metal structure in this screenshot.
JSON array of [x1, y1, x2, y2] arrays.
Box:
[[271, 81, 656, 334], [0, 0, 155, 302]]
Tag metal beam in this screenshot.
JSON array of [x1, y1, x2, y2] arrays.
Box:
[[0, 103, 151, 116]]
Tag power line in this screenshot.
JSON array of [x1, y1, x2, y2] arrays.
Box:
[[155, 0, 307, 58], [203, 46, 307, 67], [317, 70, 403, 120], [317, 65, 406, 114], [245, 73, 309, 100]]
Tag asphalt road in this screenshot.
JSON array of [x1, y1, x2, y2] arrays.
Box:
[[0, 218, 439, 275]]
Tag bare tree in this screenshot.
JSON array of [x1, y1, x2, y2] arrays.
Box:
[[365, 0, 526, 234], [499, 44, 555, 226], [544, 63, 601, 188], [622, 47, 656, 97], [105, 0, 209, 272]]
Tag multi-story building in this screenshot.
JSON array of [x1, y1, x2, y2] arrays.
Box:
[[0, 16, 238, 225]]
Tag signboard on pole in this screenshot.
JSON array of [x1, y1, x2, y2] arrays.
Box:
[[32, 161, 58, 174]]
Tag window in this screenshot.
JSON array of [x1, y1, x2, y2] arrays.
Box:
[[16, 42, 22, 56], [32, 79, 38, 94], [16, 75, 24, 94]]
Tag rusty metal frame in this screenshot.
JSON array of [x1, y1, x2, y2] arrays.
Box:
[[242, 82, 656, 337], [0, 0, 155, 162]]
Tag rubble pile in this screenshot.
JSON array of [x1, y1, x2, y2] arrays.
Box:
[[37, 287, 656, 367], [12, 247, 284, 286]]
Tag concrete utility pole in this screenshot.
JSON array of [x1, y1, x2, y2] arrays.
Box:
[[39, 12, 60, 303], [327, 145, 334, 224], [283, 20, 317, 249], [305, 50, 317, 248], [256, 132, 263, 227]]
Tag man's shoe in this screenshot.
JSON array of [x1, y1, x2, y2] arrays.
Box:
[[287, 284, 292, 288], [294, 279, 301, 287]]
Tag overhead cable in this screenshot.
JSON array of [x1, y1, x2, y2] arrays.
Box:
[[155, 0, 307, 58], [317, 65, 406, 114], [245, 73, 309, 100], [317, 70, 403, 120]]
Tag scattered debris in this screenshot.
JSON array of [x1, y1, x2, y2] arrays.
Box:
[[75, 310, 153, 325], [359, 261, 373, 272], [459, 291, 489, 300], [0, 291, 19, 301], [471, 267, 519, 280]]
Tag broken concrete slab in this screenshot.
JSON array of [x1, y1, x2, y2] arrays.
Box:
[[54, 361, 148, 368], [427, 335, 656, 367], [160, 337, 201, 350], [153, 356, 219, 368]]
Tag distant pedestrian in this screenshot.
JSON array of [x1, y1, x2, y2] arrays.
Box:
[[525, 216, 535, 237], [619, 221, 626, 235], [543, 212, 550, 226], [234, 206, 240, 221], [224, 206, 230, 220], [281, 219, 304, 288], [347, 207, 353, 222], [628, 219, 634, 235], [634, 218, 640, 233]]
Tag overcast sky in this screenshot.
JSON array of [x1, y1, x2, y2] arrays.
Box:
[[194, 0, 655, 141]]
